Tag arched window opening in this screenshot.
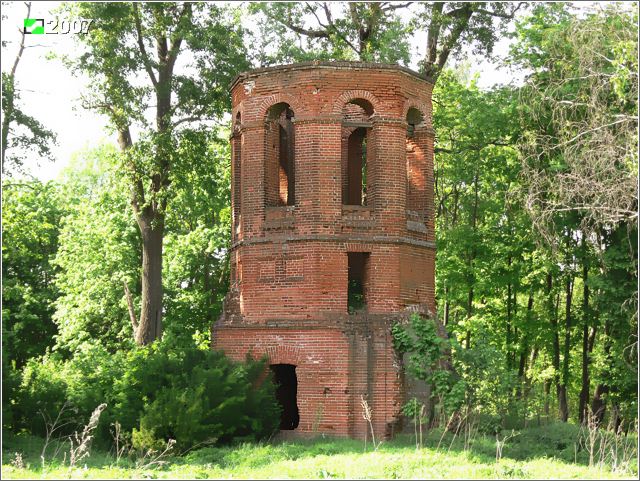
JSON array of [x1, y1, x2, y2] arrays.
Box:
[[342, 100, 374, 124], [232, 112, 242, 239], [346, 128, 367, 206], [342, 99, 374, 207], [406, 107, 424, 138], [265, 103, 295, 207], [406, 108, 426, 216]]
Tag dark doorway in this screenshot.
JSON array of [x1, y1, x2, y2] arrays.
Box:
[[270, 364, 300, 430]]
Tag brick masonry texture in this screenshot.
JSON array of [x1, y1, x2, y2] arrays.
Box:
[[213, 61, 435, 439]]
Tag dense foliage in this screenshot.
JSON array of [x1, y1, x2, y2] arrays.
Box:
[[2, 181, 63, 367], [12, 343, 280, 450], [61, 1, 249, 345], [393, 2, 637, 432]]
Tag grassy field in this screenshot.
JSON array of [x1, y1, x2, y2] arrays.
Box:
[[2, 424, 637, 479]]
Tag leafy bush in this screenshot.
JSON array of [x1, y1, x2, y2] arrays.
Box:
[[13, 346, 125, 442], [394, 314, 525, 427], [114, 344, 281, 450], [1, 353, 21, 433], [14, 354, 70, 437], [393, 313, 466, 415], [12, 343, 281, 450]]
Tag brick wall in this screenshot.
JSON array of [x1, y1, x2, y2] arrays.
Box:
[[214, 61, 435, 439]]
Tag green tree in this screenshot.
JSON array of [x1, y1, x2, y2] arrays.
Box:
[[2, 180, 63, 366], [52, 145, 140, 355], [162, 130, 231, 346], [513, 2, 638, 425], [1, 179, 64, 432], [251, 2, 526, 84], [51, 132, 232, 353], [65, 1, 249, 344], [515, 2, 638, 240], [249, 1, 414, 65], [433, 70, 533, 423], [417, 1, 526, 83]]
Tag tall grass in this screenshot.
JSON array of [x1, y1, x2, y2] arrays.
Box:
[[2, 423, 637, 480]]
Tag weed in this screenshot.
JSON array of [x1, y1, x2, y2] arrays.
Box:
[[69, 403, 107, 467]]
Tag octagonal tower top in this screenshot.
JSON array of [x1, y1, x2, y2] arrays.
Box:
[[230, 61, 433, 91]]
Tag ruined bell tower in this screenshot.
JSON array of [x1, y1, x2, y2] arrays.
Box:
[[214, 61, 435, 439]]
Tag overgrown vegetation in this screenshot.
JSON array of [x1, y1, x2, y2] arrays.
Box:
[[2, 425, 637, 479], [10, 342, 280, 451]]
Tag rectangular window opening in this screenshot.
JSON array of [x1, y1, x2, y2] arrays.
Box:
[[348, 252, 369, 313], [278, 123, 295, 206]]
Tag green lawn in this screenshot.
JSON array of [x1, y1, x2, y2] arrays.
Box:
[[3, 424, 637, 479]]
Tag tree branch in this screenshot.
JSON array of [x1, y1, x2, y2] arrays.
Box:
[[133, 3, 158, 89], [475, 2, 526, 20], [435, 4, 474, 73], [116, 126, 145, 213], [172, 116, 203, 129], [123, 280, 139, 335], [298, 2, 360, 57], [276, 4, 330, 40], [2, 2, 31, 171], [381, 2, 413, 12], [167, 2, 191, 74]]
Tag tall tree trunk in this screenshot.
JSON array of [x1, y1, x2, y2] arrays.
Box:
[[591, 319, 611, 426], [465, 286, 473, 349], [117, 126, 166, 346], [591, 383, 608, 426], [547, 273, 564, 421], [443, 285, 450, 326], [543, 378, 551, 418], [506, 256, 513, 370], [135, 215, 164, 344], [558, 275, 573, 422], [517, 293, 534, 399], [524, 346, 538, 402], [2, 2, 30, 172], [466, 172, 479, 350], [443, 186, 459, 330], [578, 247, 591, 424]]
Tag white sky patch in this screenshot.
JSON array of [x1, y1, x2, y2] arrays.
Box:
[[2, 1, 110, 180]]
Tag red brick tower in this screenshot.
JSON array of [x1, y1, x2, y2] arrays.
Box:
[[214, 61, 435, 439]]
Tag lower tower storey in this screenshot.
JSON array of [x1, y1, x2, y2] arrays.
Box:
[[213, 317, 404, 439]]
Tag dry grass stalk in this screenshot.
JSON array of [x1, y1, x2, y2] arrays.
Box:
[[110, 421, 132, 464], [495, 430, 519, 462], [69, 403, 107, 467], [136, 438, 177, 471], [360, 395, 379, 451], [40, 400, 74, 469], [10, 452, 25, 469], [578, 407, 637, 475]]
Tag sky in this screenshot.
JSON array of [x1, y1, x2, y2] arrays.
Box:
[[1, 1, 110, 180], [1, 1, 526, 181]]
